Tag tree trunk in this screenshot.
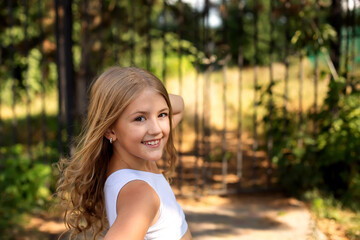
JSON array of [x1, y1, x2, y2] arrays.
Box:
[[77, 0, 91, 118], [55, 0, 74, 154], [329, 0, 342, 72]]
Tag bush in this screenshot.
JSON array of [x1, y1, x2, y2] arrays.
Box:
[[0, 144, 54, 236], [263, 77, 360, 208]]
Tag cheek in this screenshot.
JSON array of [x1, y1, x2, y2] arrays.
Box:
[[117, 124, 143, 140], [160, 120, 170, 136]]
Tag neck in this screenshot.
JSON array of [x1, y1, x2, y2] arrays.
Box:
[[107, 152, 160, 177]]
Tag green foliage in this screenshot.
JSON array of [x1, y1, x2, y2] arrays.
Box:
[[261, 92, 322, 194], [207, 146, 233, 163], [0, 144, 55, 236], [316, 79, 360, 202], [225, 0, 274, 66], [261, 76, 360, 207], [0, 0, 57, 108], [260, 75, 360, 238], [304, 189, 360, 239], [304, 189, 342, 219], [290, 0, 337, 54]]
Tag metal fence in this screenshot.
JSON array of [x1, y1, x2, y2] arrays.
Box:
[[0, 0, 359, 197]]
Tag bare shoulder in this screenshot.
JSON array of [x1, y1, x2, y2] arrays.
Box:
[[118, 180, 159, 204], [104, 180, 160, 239]]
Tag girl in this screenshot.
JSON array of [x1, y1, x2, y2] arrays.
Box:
[[57, 66, 192, 240]]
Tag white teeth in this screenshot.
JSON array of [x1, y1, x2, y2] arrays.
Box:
[[144, 140, 159, 145]]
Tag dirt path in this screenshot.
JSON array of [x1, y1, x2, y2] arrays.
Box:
[[177, 193, 327, 240], [23, 193, 328, 240]]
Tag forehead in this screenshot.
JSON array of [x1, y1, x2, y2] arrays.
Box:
[[124, 89, 168, 113]]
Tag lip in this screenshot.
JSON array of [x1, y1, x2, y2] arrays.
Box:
[[141, 138, 162, 147]]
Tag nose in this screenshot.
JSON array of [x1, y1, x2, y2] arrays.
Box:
[[147, 117, 162, 135]]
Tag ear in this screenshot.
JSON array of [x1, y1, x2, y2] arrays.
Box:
[[104, 128, 117, 142]]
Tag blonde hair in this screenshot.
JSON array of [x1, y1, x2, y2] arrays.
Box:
[[56, 66, 178, 239]]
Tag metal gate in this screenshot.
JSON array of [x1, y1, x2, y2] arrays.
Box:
[[0, 0, 359, 197]]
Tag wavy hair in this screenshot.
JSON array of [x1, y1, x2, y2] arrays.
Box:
[[56, 66, 178, 239]]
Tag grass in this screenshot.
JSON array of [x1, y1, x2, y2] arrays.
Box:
[[0, 88, 58, 120], [164, 57, 329, 152], [304, 190, 360, 240]]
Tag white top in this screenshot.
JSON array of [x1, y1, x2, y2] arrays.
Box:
[[104, 169, 188, 240]]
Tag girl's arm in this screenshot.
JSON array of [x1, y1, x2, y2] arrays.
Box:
[[169, 94, 184, 128], [104, 181, 160, 240]]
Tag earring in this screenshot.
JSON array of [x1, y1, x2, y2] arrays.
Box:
[[110, 138, 113, 144]]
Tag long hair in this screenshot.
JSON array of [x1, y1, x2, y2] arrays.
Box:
[[56, 66, 178, 239]]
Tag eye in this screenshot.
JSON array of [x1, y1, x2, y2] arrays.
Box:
[[159, 112, 168, 118], [135, 116, 146, 122]]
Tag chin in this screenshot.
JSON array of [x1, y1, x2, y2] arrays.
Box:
[[146, 154, 164, 162], [149, 155, 163, 162]]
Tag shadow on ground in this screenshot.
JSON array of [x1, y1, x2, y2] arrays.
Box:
[[178, 193, 326, 240], [9, 192, 326, 240]]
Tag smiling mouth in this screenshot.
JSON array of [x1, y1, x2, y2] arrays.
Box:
[[142, 139, 161, 146]]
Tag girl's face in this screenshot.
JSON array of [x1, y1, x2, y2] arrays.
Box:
[[111, 88, 170, 165]]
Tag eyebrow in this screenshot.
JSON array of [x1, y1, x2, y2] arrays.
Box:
[[130, 107, 169, 116], [159, 107, 170, 113]]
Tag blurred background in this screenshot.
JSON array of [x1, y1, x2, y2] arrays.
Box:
[[0, 0, 359, 239]]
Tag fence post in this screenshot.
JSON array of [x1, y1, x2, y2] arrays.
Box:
[[129, 0, 135, 66], [267, 0, 275, 188], [297, 0, 306, 150], [8, 0, 18, 145], [0, 46, 2, 148], [64, 0, 75, 154], [193, 0, 201, 197], [54, 0, 63, 157], [220, 0, 229, 192], [38, 0, 48, 161], [351, 0, 357, 90], [23, 0, 33, 158], [283, 0, 290, 140], [236, 0, 245, 183], [252, 0, 259, 188], [161, 0, 168, 170], [345, 0, 350, 87], [202, 0, 212, 193], [313, 0, 319, 135], [162, 0, 168, 86], [177, 0, 184, 195], [146, 0, 152, 71], [54, 0, 75, 156]]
